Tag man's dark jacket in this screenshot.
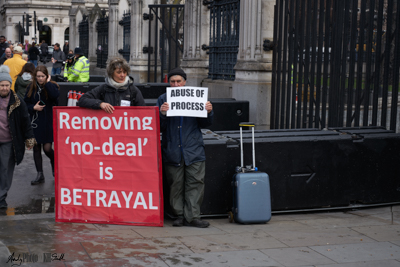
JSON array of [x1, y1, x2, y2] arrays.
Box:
[[7, 91, 36, 164], [156, 93, 213, 166], [77, 77, 145, 108], [0, 42, 9, 58]]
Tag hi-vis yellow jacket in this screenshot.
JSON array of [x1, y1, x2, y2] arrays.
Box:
[[68, 56, 90, 82]]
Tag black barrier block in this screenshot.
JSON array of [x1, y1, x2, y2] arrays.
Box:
[[209, 99, 249, 131], [52, 75, 105, 83], [201, 129, 356, 215], [201, 130, 239, 215], [134, 83, 168, 99], [144, 99, 157, 106], [239, 132, 354, 211], [57, 82, 104, 106], [329, 127, 400, 204], [202, 127, 400, 215], [356, 133, 400, 203]]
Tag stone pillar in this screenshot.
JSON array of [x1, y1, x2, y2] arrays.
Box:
[[88, 14, 98, 72], [69, 0, 86, 50], [180, 0, 210, 87], [108, 0, 120, 58], [129, 0, 157, 83], [232, 0, 274, 129]]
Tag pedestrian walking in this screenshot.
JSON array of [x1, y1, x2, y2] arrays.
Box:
[[0, 65, 36, 209], [24, 66, 59, 185], [40, 40, 48, 63], [28, 42, 40, 67], [14, 63, 35, 99], [0, 36, 9, 57], [63, 41, 69, 56], [51, 43, 65, 75], [3, 46, 26, 91]]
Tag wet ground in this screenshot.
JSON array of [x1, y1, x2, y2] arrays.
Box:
[[1, 206, 400, 266], [2, 150, 400, 266]]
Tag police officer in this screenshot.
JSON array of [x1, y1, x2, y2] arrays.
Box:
[[64, 53, 75, 82], [68, 47, 90, 82]]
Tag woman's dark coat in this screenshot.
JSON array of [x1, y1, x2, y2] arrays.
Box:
[[24, 82, 59, 144]]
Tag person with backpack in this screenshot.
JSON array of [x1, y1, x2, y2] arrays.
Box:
[[77, 57, 145, 113]]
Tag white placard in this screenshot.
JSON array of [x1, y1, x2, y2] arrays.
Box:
[[166, 86, 208, 118]]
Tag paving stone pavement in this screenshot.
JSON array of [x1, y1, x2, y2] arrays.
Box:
[[0, 205, 400, 266]]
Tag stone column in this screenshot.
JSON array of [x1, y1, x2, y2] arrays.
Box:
[[69, 0, 86, 50], [180, 0, 210, 87], [232, 0, 274, 129], [129, 0, 157, 83], [88, 14, 98, 72], [108, 0, 120, 58]]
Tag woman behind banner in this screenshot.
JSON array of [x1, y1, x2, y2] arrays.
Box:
[[77, 57, 145, 113], [24, 66, 60, 185]]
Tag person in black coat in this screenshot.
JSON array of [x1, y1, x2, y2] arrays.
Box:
[[39, 40, 48, 63], [28, 42, 40, 67], [63, 41, 69, 56], [24, 65, 59, 185], [0, 65, 36, 208], [77, 57, 145, 113]]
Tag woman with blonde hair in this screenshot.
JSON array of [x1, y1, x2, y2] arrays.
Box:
[[77, 57, 145, 113]]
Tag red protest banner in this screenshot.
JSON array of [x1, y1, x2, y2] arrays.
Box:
[[53, 107, 163, 226]]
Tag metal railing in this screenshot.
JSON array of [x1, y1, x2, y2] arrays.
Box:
[[271, 0, 400, 131], [118, 10, 131, 62], [145, 4, 184, 82], [96, 11, 109, 69], [78, 15, 89, 58], [207, 0, 240, 80]]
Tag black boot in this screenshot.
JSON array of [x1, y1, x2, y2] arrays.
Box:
[[31, 172, 45, 185]]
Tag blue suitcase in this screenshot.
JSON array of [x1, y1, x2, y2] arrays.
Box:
[[230, 122, 271, 224]]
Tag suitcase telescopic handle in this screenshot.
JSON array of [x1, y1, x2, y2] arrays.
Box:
[[239, 122, 257, 171]]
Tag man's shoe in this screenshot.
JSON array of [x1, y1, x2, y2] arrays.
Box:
[[172, 218, 184, 227], [31, 172, 45, 185], [184, 219, 210, 228]]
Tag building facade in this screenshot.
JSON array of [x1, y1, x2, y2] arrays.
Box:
[[0, 0, 108, 45]]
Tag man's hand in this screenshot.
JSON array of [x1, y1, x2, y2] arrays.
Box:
[[100, 102, 115, 114], [160, 102, 169, 115], [205, 101, 213, 113]]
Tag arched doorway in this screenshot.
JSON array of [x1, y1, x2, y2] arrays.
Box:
[[64, 27, 69, 42], [39, 25, 52, 45]]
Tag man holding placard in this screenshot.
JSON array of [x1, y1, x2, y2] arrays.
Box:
[[157, 68, 213, 228]]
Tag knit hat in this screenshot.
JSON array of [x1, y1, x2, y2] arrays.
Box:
[[0, 65, 12, 84], [74, 47, 84, 55], [168, 68, 187, 81]]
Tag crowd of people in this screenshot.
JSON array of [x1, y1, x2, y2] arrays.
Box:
[[0, 36, 86, 83], [0, 34, 213, 228]]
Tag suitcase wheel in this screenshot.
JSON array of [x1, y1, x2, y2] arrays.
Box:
[[228, 211, 234, 223]]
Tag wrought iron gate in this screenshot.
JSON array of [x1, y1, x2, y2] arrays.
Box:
[[207, 0, 240, 80], [271, 0, 400, 131], [118, 10, 131, 62], [144, 4, 184, 82], [78, 15, 89, 58], [96, 11, 109, 69]]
